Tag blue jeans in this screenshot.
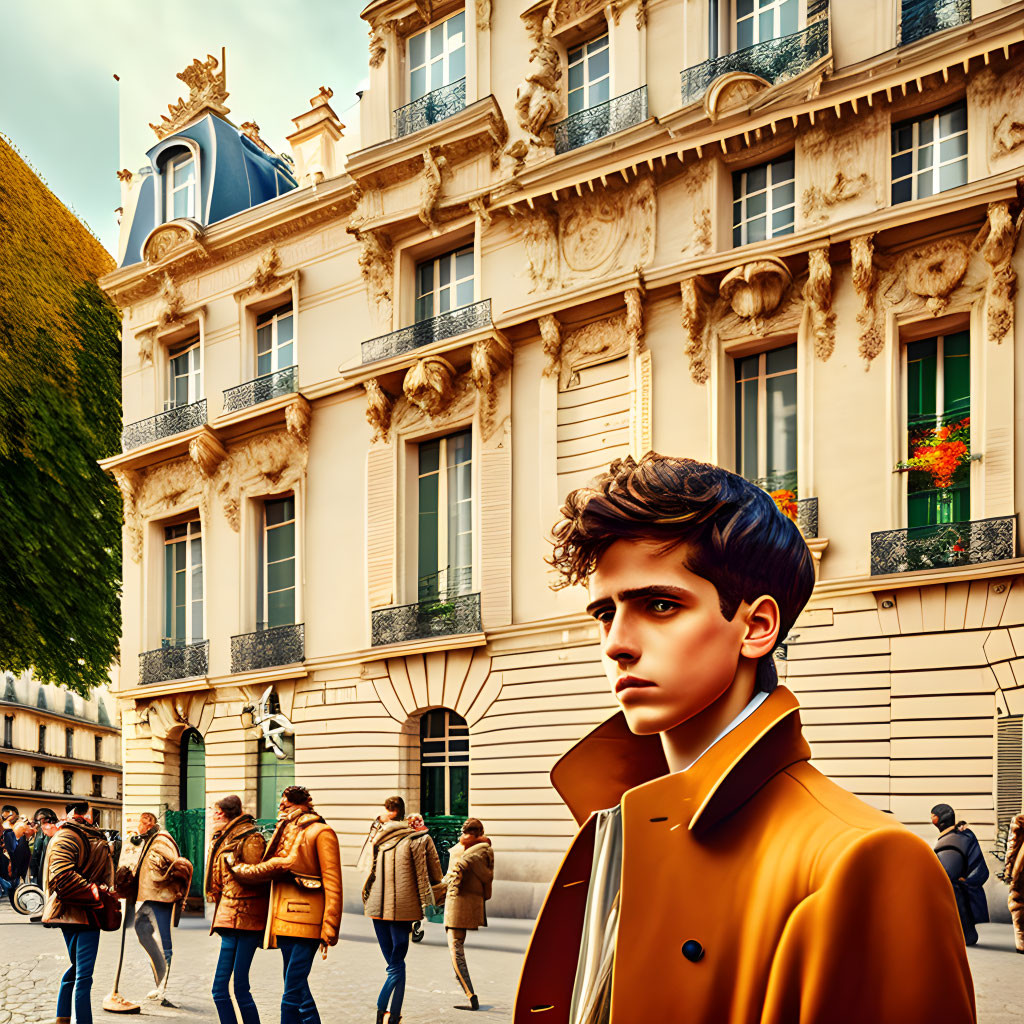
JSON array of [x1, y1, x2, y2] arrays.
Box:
[[373, 920, 412, 1018], [212, 930, 262, 1024], [57, 927, 100, 1024], [278, 936, 320, 1024]]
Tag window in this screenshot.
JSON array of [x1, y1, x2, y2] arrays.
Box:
[[567, 34, 610, 115], [164, 520, 204, 647], [65, 728, 74, 759], [95, 736, 103, 762], [408, 11, 466, 101], [2, 716, 11, 748], [166, 337, 201, 410], [38, 724, 46, 754], [62, 770, 73, 795], [92, 774, 102, 798], [257, 732, 295, 821], [891, 101, 967, 205], [166, 152, 196, 220], [415, 246, 474, 323], [0, 763, 6, 788], [259, 496, 296, 629], [734, 344, 798, 492], [33, 766, 44, 791], [905, 331, 970, 527], [736, 0, 798, 48], [733, 154, 795, 246], [418, 430, 473, 600], [256, 302, 295, 377], [420, 708, 469, 818]]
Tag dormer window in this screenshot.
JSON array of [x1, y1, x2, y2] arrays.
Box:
[[567, 34, 610, 115], [167, 152, 196, 220], [408, 11, 466, 102]]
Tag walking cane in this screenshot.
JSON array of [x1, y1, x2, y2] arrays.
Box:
[[103, 900, 140, 1014]]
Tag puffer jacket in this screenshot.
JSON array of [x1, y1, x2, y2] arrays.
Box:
[[444, 837, 493, 930], [205, 814, 269, 933], [362, 820, 443, 922], [42, 817, 114, 928], [232, 807, 342, 949]]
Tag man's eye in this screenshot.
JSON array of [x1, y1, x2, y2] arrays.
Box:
[[649, 599, 678, 613], [594, 609, 614, 624]]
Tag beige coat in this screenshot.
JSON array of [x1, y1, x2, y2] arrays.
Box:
[[204, 814, 269, 932], [362, 820, 443, 922], [136, 829, 192, 903], [444, 839, 493, 930]]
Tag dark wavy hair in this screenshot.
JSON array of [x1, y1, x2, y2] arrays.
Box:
[[281, 785, 312, 807], [549, 454, 815, 693]]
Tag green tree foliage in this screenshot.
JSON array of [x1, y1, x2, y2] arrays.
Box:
[[0, 137, 122, 695]]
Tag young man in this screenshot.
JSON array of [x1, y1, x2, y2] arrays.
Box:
[[230, 785, 342, 1024], [515, 455, 975, 1024]]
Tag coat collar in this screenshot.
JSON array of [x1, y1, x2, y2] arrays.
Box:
[[550, 685, 810, 834]]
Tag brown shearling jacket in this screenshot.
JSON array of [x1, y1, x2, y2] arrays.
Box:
[[42, 817, 115, 928], [515, 686, 976, 1024], [362, 820, 444, 922], [135, 829, 192, 903], [231, 807, 342, 949], [204, 814, 269, 933], [444, 838, 493, 930]]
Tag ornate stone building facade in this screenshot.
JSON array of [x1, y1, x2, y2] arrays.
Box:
[[102, 1, 1024, 914]]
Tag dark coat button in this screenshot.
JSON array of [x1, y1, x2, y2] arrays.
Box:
[[681, 939, 704, 962]]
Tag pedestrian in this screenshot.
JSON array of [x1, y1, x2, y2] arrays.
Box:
[[230, 785, 341, 1024], [204, 794, 269, 1024], [11, 818, 35, 886], [41, 800, 117, 1024], [31, 811, 59, 888], [955, 814, 990, 929], [358, 795, 405, 873], [443, 818, 493, 1012], [362, 798, 445, 1024], [2, 807, 19, 907], [931, 803, 983, 945], [1005, 807, 1024, 954]]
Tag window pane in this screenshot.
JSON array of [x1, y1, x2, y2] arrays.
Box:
[[918, 144, 933, 168], [449, 765, 469, 817], [918, 118, 934, 145], [410, 66, 426, 100], [891, 152, 912, 180], [766, 344, 797, 374], [771, 209, 794, 234], [430, 23, 443, 58], [766, 372, 797, 481], [772, 181, 795, 209], [746, 190, 767, 217], [173, 189, 190, 219], [455, 280, 474, 308], [773, 154, 795, 181], [738, 0, 754, 16], [759, 10, 773, 41], [277, 314, 294, 345], [780, 0, 797, 34], [449, 45, 465, 83], [277, 343, 294, 370], [938, 160, 966, 192], [940, 103, 967, 136], [257, 324, 272, 356], [745, 165, 767, 192], [891, 179, 912, 205], [409, 32, 425, 67], [916, 171, 933, 198], [455, 248, 473, 280], [893, 125, 913, 152], [742, 378, 758, 478], [588, 48, 609, 82], [266, 522, 295, 563], [415, 293, 434, 322], [589, 78, 610, 107], [266, 497, 293, 526], [568, 62, 583, 91], [267, 589, 295, 628], [746, 216, 767, 243], [267, 559, 294, 593]]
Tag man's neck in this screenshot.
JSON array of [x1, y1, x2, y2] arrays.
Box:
[[659, 663, 759, 774]]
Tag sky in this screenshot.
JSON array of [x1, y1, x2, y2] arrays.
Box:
[[0, 1, 370, 255]]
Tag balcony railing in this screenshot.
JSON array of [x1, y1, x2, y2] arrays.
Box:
[[393, 78, 466, 138], [139, 640, 209, 685], [680, 18, 829, 105], [122, 399, 207, 452], [361, 299, 491, 364], [870, 515, 1016, 575], [222, 366, 298, 413], [899, 0, 971, 45], [371, 592, 482, 646], [230, 623, 305, 674], [418, 565, 473, 602], [552, 86, 648, 155]]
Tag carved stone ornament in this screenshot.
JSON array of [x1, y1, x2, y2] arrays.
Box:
[[391, 367, 477, 438], [704, 72, 771, 121], [802, 171, 871, 223], [804, 247, 836, 361], [514, 207, 560, 293], [903, 238, 971, 316], [559, 313, 630, 391], [514, 14, 562, 145], [625, 285, 645, 353], [112, 468, 144, 563], [368, 22, 389, 68], [142, 221, 205, 266], [418, 147, 450, 233], [155, 272, 186, 327], [982, 200, 1022, 345], [539, 314, 562, 377], [471, 336, 513, 438], [476, 0, 491, 30], [364, 378, 395, 443], [235, 246, 296, 302], [851, 233, 882, 364], [403, 356, 457, 416], [680, 277, 713, 385], [189, 429, 228, 479], [150, 49, 230, 140], [719, 258, 793, 331], [117, 168, 133, 183], [349, 228, 394, 331]]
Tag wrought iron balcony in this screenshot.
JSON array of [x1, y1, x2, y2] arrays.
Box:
[[393, 78, 466, 139], [122, 399, 207, 451], [870, 516, 1015, 575], [552, 86, 648, 155], [230, 623, 304, 674], [680, 18, 829, 105], [899, 0, 971, 45], [139, 640, 209, 685], [371, 592, 482, 646], [361, 299, 492, 364], [222, 366, 298, 414]]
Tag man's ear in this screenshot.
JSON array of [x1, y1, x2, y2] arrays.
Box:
[[739, 595, 781, 660]]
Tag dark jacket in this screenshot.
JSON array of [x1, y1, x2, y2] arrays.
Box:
[[958, 826, 990, 924], [11, 834, 31, 882], [30, 833, 50, 887]]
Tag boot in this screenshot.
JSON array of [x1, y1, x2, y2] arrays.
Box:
[[57, 1018, 71, 1024], [375, 1011, 386, 1024], [454, 995, 480, 1011]]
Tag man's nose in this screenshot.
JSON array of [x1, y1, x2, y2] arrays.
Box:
[[604, 611, 640, 663]]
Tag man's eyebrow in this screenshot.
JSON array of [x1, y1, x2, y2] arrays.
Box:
[[585, 585, 693, 616]]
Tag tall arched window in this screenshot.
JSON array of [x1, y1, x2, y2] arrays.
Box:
[[419, 708, 469, 819], [257, 691, 294, 822]]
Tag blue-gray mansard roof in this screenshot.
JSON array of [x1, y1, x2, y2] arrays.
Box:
[[120, 113, 298, 268]]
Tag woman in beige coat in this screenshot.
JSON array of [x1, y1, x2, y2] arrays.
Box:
[[1006, 809, 1024, 953], [444, 818, 494, 1012]]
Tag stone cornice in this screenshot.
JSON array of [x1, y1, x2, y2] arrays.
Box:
[[809, 558, 1024, 602], [0, 699, 120, 735], [0, 746, 123, 773]]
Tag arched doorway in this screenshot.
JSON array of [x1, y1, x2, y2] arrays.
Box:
[[420, 708, 468, 869], [166, 728, 205, 897]]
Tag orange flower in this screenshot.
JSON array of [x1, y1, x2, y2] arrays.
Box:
[[771, 489, 798, 523]]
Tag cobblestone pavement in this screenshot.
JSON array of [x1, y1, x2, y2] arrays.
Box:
[[2, 908, 1021, 1023]]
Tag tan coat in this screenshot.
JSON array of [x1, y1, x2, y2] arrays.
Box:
[[362, 820, 443, 922], [204, 814, 269, 932], [135, 829, 192, 903], [41, 818, 114, 928], [444, 839, 493, 930], [515, 686, 976, 1024], [232, 808, 342, 949], [1005, 811, 1024, 948]]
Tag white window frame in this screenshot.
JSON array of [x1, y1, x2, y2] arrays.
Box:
[[890, 101, 968, 205], [735, 0, 800, 49], [732, 154, 796, 247], [256, 302, 295, 377], [166, 152, 196, 221], [258, 495, 297, 629], [407, 11, 466, 102], [163, 519, 203, 647], [166, 337, 202, 410], [414, 246, 475, 323], [733, 344, 798, 490], [420, 708, 469, 817], [417, 431, 473, 600], [567, 33, 611, 115]]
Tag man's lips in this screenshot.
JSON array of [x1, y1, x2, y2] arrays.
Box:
[[614, 675, 656, 696]]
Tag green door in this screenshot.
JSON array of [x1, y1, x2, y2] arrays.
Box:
[[166, 729, 205, 898]]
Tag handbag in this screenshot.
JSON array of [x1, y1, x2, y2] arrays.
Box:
[[96, 887, 123, 932]]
